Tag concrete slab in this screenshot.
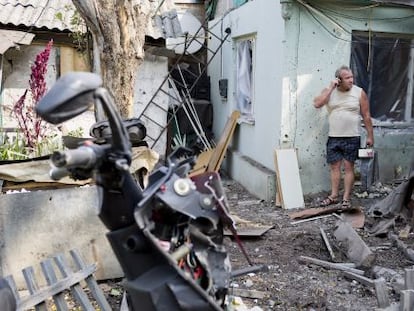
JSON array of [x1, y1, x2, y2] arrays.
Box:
[[0, 186, 123, 289], [223, 150, 276, 202]]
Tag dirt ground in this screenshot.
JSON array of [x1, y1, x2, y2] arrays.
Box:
[[97, 177, 413, 311]]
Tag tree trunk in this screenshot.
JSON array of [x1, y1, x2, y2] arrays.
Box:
[[72, 0, 151, 118]]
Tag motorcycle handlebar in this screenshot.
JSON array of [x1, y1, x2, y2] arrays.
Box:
[[49, 167, 70, 180], [51, 146, 97, 169]]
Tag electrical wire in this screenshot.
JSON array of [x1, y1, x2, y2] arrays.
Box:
[[311, 3, 414, 21], [302, 2, 414, 63], [208, 7, 234, 32], [301, 2, 414, 49], [308, 1, 414, 20], [296, 0, 351, 34], [303, 5, 351, 42], [15, 0, 51, 43], [306, 4, 414, 50]]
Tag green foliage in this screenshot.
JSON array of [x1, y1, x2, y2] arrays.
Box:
[[12, 40, 55, 158], [67, 127, 84, 138], [0, 132, 27, 160], [8, 40, 68, 161], [56, 5, 88, 52], [55, 12, 63, 21], [172, 134, 187, 150], [0, 131, 63, 161]]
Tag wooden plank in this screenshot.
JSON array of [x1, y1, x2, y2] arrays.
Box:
[[343, 271, 391, 308], [405, 268, 414, 290], [333, 220, 376, 267], [275, 189, 282, 207], [2, 181, 79, 192], [289, 206, 362, 220], [389, 233, 414, 262], [343, 271, 376, 287], [291, 214, 334, 225], [0, 276, 17, 311], [275, 167, 282, 207], [40, 259, 69, 311], [53, 254, 96, 311], [224, 225, 274, 237], [4, 275, 20, 302], [0, 159, 90, 185], [207, 110, 240, 172], [274, 149, 304, 209], [320, 227, 336, 261], [10, 250, 110, 311], [374, 278, 390, 308], [298, 256, 365, 275], [22, 266, 48, 311], [400, 289, 414, 310], [231, 265, 268, 278], [230, 288, 267, 299], [189, 148, 214, 177], [17, 263, 97, 310], [70, 249, 112, 311]]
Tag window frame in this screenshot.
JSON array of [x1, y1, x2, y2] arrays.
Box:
[[350, 30, 414, 126]]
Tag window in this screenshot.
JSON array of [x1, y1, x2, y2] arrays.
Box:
[[350, 31, 414, 123], [236, 37, 255, 122]]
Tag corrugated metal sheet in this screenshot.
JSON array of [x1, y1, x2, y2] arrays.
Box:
[[151, 9, 183, 39], [0, 0, 80, 32], [149, 0, 184, 39], [0, 0, 182, 39]]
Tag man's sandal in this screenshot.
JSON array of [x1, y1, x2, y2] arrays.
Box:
[[320, 196, 338, 207], [341, 199, 352, 209]]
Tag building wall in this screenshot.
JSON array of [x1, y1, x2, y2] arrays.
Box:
[[1, 43, 169, 157], [1, 43, 95, 138], [2, 44, 58, 128], [282, 1, 414, 194], [208, 0, 284, 180], [134, 52, 169, 157], [210, 0, 414, 196]]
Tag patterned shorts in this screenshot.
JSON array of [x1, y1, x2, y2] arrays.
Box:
[[326, 137, 360, 164]]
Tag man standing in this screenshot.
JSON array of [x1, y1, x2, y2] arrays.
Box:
[[313, 65, 374, 208]]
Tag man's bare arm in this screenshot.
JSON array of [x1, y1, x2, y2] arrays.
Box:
[[313, 79, 339, 108], [360, 90, 374, 147]]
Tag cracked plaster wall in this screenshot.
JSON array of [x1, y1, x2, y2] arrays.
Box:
[[209, 0, 414, 195]]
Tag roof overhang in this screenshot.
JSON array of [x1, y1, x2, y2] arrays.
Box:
[[0, 29, 35, 54]]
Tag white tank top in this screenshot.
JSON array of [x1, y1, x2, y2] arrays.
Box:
[[327, 85, 362, 137]]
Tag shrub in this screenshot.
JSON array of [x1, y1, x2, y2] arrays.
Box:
[[10, 39, 60, 158]]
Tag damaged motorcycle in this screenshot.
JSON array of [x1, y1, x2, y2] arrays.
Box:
[[34, 72, 240, 310]]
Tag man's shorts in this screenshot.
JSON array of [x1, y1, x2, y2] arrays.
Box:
[[326, 136, 360, 164]]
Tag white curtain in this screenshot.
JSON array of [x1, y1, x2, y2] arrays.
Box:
[[236, 40, 252, 116]]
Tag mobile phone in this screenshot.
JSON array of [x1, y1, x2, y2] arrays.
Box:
[[335, 76, 342, 87]]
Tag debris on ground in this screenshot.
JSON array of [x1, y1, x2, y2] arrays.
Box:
[[96, 175, 414, 310]]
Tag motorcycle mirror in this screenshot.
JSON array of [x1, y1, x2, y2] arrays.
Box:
[[36, 72, 102, 124]]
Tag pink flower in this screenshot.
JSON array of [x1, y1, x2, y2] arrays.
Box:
[[13, 39, 53, 149]]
